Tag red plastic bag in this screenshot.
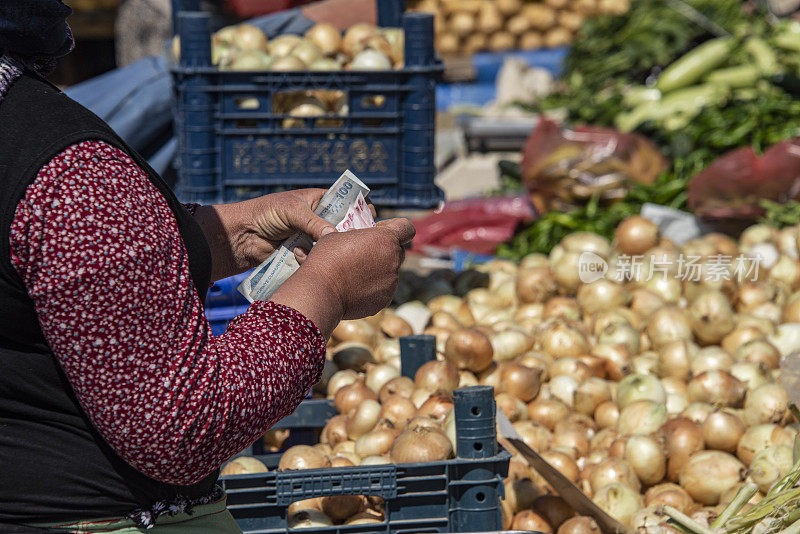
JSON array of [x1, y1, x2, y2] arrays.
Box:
[[521, 119, 668, 213], [688, 139, 800, 223], [412, 196, 536, 255]]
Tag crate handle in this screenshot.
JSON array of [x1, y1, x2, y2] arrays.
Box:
[[275, 465, 398, 505]]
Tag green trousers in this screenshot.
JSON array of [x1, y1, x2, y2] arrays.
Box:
[[30, 494, 242, 533]]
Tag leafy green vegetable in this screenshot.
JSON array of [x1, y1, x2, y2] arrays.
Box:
[[759, 200, 800, 228]]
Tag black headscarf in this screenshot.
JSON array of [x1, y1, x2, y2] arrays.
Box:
[[0, 0, 74, 59]]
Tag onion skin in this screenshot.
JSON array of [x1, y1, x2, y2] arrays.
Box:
[[701, 411, 746, 453], [444, 328, 494, 373], [656, 340, 697, 380], [679, 450, 746, 505], [539, 320, 590, 358], [221, 456, 269, 475], [414, 360, 460, 394], [345, 398, 381, 439], [557, 516, 601, 534], [390, 426, 453, 463], [327, 369, 359, 397], [514, 421, 554, 452], [687, 370, 745, 407], [321, 495, 363, 522], [657, 417, 704, 482], [500, 362, 542, 402], [278, 445, 332, 471]]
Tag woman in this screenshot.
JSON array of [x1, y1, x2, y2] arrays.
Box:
[[0, 2, 414, 532]]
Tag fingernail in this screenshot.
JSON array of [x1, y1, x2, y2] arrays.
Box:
[[321, 227, 336, 236]]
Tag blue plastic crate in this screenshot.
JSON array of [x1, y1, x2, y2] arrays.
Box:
[[221, 387, 510, 534], [171, 3, 443, 208], [206, 303, 250, 335]]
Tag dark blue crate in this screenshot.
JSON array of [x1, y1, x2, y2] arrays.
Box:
[[171, 5, 443, 208], [221, 387, 510, 534]]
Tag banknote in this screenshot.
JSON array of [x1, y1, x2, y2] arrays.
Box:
[[238, 170, 370, 303]]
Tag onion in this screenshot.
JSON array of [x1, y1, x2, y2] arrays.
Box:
[[514, 421, 554, 451], [701, 410, 746, 453], [691, 347, 734, 375], [768, 323, 800, 357], [532, 495, 576, 530], [589, 457, 640, 493], [595, 400, 620, 429], [321, 414, 349, 446], [342, 22, 376, 57], [458, 370, 479, 388], [722, 326, 764, 354], [593, 344, 633, 381], [354, 428, 398, 458], [632, 352, 658, 375], [657, 417, 704, 482], [288, 498, 323, 515], [527, 398, 570, 430], [624, 435, 666, 486], [608, 437, 628, 459], [346, 399, 381, 439], [574, 378, 612, 416], [233, 24, 269, 52], [552, 251, 584, 294], [749, 444, 793, 493], [737, 423, 796, 465], [543, 297, 582, 321], [744, 383, 789, 425], [688, 370, 745, 407], [553, 427, 590, 458], [736, 340, 780, 370], [591, 428, 619, 452], [444, 328, 494, 373], [679, 450, 746, 505], [492, 329, 535, 361], [430, 311, 461, 332], [539, 320, 590, 359], [593, 483, 643, 526], [379, 311, 413, 339], [548, 375, 579, 408], [591, 309, 633, 336], [751, 301, 782, 324], [512, 510, 553, 532], [395, 301, 432, 334], [378, 376, 414, 402], [335, 379, 377, 415], [390, 426, 452, 463], [263, 428, 290, 452], [769, 255, 800, 287], [503, 477, 542, 514], [279, 445, 331, 471], [646, 307, 692, 348], [577, 280, 631, 314], [414, 360, 459, 394], [374, 339, 400, 365], [221, 456, 269, 475], [541, 450, 580, 483], [305, 23, 341, 56], [617, 400, 667, 436], [332, 319, 378, 346], [332, 342, 374, 372], [289, 509, 333, 528], [327, 369, 358, 397], [616, 374, 666, 409], [379, 395, 416, 429], [406, 415, 441, 431], [496, 392, 527, 422], [558, 516, 601, 534], [689, 290, 736, 344], [321, 495, 362, 522], [615, 216, 659, 255], [644, 274, 683, 304], [682, 402, 714, 424], [644, 483, 694, 513], [416, 390, 454, 424], [630, 289, 665, 318], [500, 363, 542, 402], [349, 49, 391, 70], [330, 456, 354, 468], [516, 267, 558, 304], [738, 313, 776, 335], [365, 363, 400, 394], [477, 362, 502, 389], [598, 323, 640, 354]]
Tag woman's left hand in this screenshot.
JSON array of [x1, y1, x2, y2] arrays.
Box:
[[193, 189, 376, 281]]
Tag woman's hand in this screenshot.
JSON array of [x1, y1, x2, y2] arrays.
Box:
[[270, 218, 415, 337], [194, 189, 374, 281]]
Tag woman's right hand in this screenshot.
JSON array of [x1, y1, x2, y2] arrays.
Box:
[[301, 218, 415, 319], [269, 218, 415, 337]]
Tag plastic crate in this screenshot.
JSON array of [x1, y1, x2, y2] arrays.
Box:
[[171, 2, 443, 208], [206, 269, 253, 309], [222, 386, 510, 534]]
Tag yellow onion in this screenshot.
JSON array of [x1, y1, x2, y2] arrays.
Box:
[[416, 390, 454, 424], [342, 22, 377, 57], [735, 340, 780, 370], [334, 378, 377, 415], [513, 510, 553, 532], [682, 402, 714, 424], [390, 426, 452, 463], [679, 450, 746, 505], [346, 398, 381, 440], [305, 23, 342, 56], [617, 400, 667, 436], [644, 483, 694, 513], [539, 320, 590, 358], [657, 417, 704, 482], [743, 383, 789, 425], [702, 410, 746, 453], [444, 328, 494, 373], [514, 420, 554, 451], [615, 216, 659, 255], [233, 24, 269, 52], [597, 322, 640, 354], [737, 423, 796, 465], [379, 311, 413, 339], [378, 376, 414, 402], [221, 456, 269, 475], [749, 444, 793, 493], [516, 267, 557, 303], [288, 509, 333, 528], [558, 516, 601, 534], [321, 414, 348, 446], [630, 289, 665, 318], [691, 347, 734, 375], [593, 344, 633, 381], [577, 280, 631, 314], [624, 435, 666, 486], [553, 427, 590, 458], [616, 374, 666, 409], [588, 457, 641, 493], [689, 290, 736, 344], [327, 369, 358, 398], [646, 306, 692, 348], [573, 379, 613, 418], [321, 495, 363, 522], [722, 326, 764, 354], [544, 297, 582, 321], [491, 329, 535, 361], [330, 456, 353, 468], [379, 395, 416, 429], [500, 362, 542, 402], [496, 392, 527, 422], [540, 450, 580, 484], [594, 400, 620, 429], [527, 398, 570, 430], [593, 483, 643, 526], [332, 341, 374, 372], [365, 363, 400, 394], [687, 370, 745, 407], [354, 428, 398, 458], [279, 445, 331, 471]]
